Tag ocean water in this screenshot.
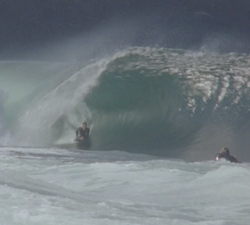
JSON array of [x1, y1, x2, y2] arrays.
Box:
[[0, 146, 250, 225], [1, 46, 250, 224]]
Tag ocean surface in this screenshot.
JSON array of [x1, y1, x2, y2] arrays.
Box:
[[1, 47, 250, 224]]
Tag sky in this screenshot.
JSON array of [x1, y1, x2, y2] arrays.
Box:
[[1, 0, 250, 59]]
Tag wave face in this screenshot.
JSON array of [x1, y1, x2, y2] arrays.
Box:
[[1, 48, 250, 161]]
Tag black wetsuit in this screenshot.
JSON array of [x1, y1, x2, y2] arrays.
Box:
[[76, 127, 90, 140], [215, 153, 239, 163]]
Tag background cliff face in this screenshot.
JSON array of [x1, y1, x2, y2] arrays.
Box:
[[1, 0, 250, 59]]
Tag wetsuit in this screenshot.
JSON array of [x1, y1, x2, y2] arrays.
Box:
[[76, 127, 90, 140], [215, 153, 239, 163]]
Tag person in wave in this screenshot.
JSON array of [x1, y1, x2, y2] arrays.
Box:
[[215, 147, 239, 163], [74, 122, 90, 142]]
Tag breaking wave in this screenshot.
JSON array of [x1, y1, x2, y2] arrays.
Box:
[[1, 47, 250, 160]]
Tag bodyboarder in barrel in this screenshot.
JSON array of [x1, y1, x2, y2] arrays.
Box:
[[74, 122, 90, 142]]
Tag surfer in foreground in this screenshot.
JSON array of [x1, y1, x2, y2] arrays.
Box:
[[215, 147, 240, 163], [74, 122, 90, 148]]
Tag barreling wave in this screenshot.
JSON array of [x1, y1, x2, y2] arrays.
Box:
[[1, 47, 250, 159]]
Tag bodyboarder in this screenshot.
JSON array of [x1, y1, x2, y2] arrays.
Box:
[[74, 122, 90, 142], [215, 147, 239, 163]]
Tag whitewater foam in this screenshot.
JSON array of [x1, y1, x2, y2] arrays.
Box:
[[0, 146, 249, 225]]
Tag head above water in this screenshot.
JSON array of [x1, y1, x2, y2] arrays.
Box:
[[82, 122, 87, 128], [220, 147, 230, 155]]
